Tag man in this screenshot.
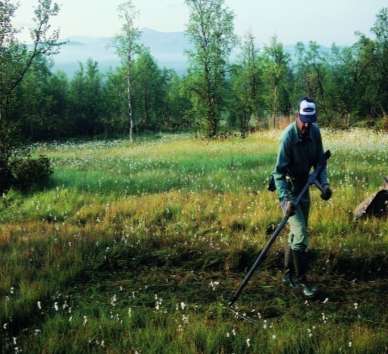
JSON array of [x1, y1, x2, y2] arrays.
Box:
[[272, 97, 332, 297]]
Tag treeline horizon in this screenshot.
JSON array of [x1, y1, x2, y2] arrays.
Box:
[[3, 4, 388, 142]]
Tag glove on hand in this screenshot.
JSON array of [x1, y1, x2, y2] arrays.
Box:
[[321, 185, 332, 201]]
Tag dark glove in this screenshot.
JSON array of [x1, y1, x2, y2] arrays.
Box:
[[321, 185, 332, 201], [282, 200, 296, 217]]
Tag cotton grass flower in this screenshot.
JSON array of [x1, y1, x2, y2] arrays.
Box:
[[111, 294, 117, 307]]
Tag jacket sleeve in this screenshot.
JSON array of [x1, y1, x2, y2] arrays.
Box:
[[273, 138, 292, 201], [315, 128, 329, 187]]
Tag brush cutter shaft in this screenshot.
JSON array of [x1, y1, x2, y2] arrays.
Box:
[[229, 150, 331, 307], [229, 216, 288, 306]]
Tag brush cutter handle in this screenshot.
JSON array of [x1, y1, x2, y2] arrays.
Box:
[[228, 151, 331, 307], [228, 215, 289, 307]]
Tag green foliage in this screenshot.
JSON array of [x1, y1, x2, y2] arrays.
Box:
[[263, 37, 292, 127], [132, 49, 167, 132], [68, 60, 105, 136], [2, 4, 388, 141], [185, 0, 237, 137], [10, 156, 53, 192], [230, 33, 263, 135]]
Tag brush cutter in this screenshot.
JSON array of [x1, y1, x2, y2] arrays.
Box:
[[228, 150, 331, 308]]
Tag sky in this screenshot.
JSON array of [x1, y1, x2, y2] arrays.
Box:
[[14, 0, 387, 45]]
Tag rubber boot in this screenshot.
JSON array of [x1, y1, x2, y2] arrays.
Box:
[[282, 246, 299, 289], [292, 249, 317, 297]]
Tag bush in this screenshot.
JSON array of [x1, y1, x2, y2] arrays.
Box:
[[10, 156, 53, 192], [0, 159, 13, 195]]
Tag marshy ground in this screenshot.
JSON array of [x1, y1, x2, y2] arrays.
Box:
[[1, 129, 387, 353]]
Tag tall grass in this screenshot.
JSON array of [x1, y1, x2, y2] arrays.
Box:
[[1, 129, 387, 353]]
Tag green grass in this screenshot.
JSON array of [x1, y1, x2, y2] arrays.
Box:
[[1, 129, 387, 353]]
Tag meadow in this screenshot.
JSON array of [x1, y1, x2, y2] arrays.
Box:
[[0, 129, 387, 353]]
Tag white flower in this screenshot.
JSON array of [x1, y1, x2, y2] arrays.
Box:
[[209, 281, 220, 291], [111, 294, 117, 307], [54, 302, 59, 312], [83, 315, 88, 326], [246, 338, 251, 347], [348, 341, 352, 347], [37, 301, 42, 310], [180, 302, 186, 311]]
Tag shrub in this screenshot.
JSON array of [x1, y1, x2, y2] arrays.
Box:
[[0, 159, 13, 195], [10, 156, 53, 192]]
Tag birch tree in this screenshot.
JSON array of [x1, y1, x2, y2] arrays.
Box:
[[185, 0, 236, 137], [231, 33, 262, 136], [115, 0, 140, 142], [0, 0, 61, 122]]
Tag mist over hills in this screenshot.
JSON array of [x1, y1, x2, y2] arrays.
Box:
[[51, 28, 331, 77], [52, 28, 190, 76]]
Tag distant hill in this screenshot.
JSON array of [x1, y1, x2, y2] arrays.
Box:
[[52, 28, 190, 76], [51, 28, 333, 77]]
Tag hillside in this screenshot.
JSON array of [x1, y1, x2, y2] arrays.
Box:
[[52, 28, 190, 76]]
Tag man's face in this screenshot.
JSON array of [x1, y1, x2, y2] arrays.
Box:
[[296, 114, 311, 136]]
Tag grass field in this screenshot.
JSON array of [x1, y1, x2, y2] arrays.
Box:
[[0, 129, 387, 353]]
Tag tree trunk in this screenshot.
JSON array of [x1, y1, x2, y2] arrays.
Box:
[[127, 62, 133, 143], [272, 86, 278, 129], [144, 86, 149, 130]]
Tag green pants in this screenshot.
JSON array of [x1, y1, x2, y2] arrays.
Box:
[[288, 198, 310, 251], [281, 189, 310, 252]]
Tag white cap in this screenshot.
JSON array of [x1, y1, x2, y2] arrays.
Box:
[[299, 98, 317, 123]]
